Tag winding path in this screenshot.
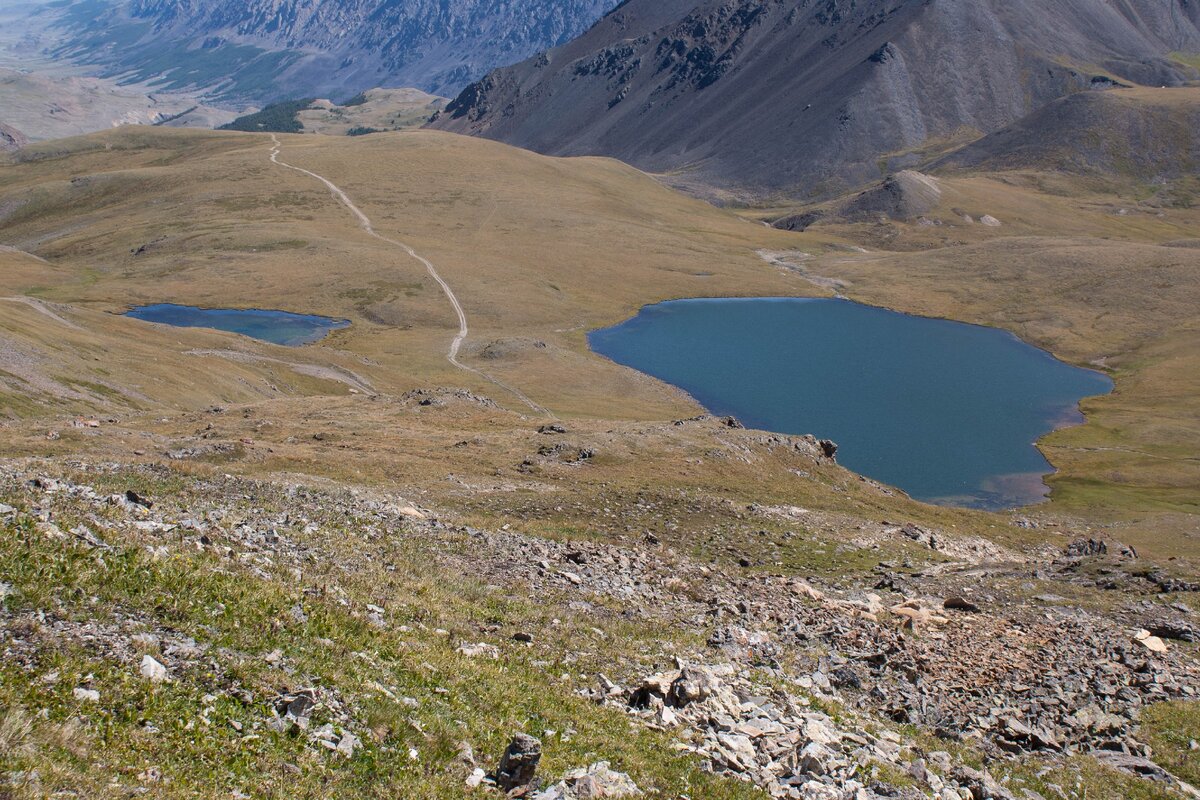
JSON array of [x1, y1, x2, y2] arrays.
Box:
[[268, 135, 550, 416]]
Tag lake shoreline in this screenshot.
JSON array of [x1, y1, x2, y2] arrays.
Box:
[[588, 296, 1114, 511]]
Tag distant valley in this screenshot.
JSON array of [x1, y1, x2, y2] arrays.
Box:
[[0, 0, 619, 143], [36, 0, 621, 102]]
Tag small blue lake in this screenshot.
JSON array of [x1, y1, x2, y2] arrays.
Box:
[[125, 304, 350, 346], [589, 298, 1113, 510]]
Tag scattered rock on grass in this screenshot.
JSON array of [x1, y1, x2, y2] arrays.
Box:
[[140, 654, 169, 683], [496, 733, 542, 792], [533, 762, 641, 799]]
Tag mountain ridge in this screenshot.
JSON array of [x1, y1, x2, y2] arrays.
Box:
[[41, 0, 623, 102], [429, 0, 1200, 200]]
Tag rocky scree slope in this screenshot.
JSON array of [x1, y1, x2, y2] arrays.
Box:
[[2, 457, 1198, 798], [430, 0, 1200, 200], [48, 0, 622, 102]]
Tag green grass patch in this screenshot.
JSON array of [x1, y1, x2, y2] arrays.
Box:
[[1003, 756, 1181, 800], [220, 100, 316, 134], [1141, 701, 1200, 785], [0, 494, 760, 799], [1169, 52, 1200, 71]]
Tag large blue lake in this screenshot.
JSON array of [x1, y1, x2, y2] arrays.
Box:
[[588, 298, 1113, 510], [126, 304, 350, 346]]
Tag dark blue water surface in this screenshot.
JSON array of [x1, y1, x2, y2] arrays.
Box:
[[126, 304, 350, 346], [588, 298, 1113, 510]]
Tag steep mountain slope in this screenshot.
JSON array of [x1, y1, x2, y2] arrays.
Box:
[[45, 0, 622, 102], [430, 0, 1200, 200], [935, 86, 1200, 182]]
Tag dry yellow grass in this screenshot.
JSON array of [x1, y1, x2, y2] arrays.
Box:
[[777, 171, 1200, 552], [1, 127, 809, 420], [297, 89, 446, 135], [2, 125, 1197, 558]]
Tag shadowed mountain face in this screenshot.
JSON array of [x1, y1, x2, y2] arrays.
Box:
[[429, 0, 1200, 200], [42, 0, 621, 102], [935, 87, 1200, 181]]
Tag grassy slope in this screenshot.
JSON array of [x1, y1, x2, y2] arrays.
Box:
[[2, 125, 1198, 555], [0, 477, 758, 800], [0, 113, 1196, 800], [767, 168, 1200, 557], [297, 89, 447, 136], [0, 127, 809, 421], [0, 457, 1187, 800]]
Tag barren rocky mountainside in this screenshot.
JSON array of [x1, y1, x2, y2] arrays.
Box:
[[429, 0, 1200, 200], [43, 0, 621, 101], [933, 87, 1200, 181]]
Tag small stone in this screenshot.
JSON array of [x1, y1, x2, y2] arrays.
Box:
[[336, 730, 361, 757], [534, 761, 642, 799], [717, 732, 756, 769], [465, 768, 486, 788], [927, 750, 953, 773], [943, 597, 981, 613], [131, 632, 160, 650], [669, 665, 720, 708], [457, 642, 501, 659], [73, 687, 100, 703], [140, 655, 169, 683]]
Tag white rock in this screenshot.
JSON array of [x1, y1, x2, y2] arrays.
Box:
[[311, 723, 337, 744], [716, 732, 756, 770], [980, 215, 1002, 227], [133, 521, 176, 533], [797, 741, 833, 775], [132, 633, 160, 650], [465, 768, 486, 788], [803, 717, 840, 746], [140, 655, 169, 683], [73, 687, 100, 703], [534, 761, 642, 799], [457, 643, 500, 659], [1134, 629, 1169, 653], [36, 522, 66, 540], [336, 731, 361, 757]]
